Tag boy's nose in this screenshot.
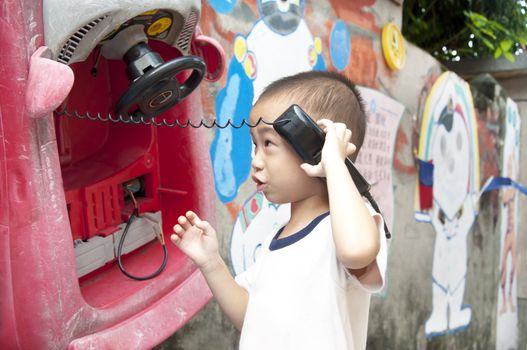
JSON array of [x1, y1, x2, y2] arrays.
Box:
[[251, 152, 264, 171]]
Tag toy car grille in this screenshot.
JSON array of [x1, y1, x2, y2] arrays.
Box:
[[58, 16, 107, 64], [176, 9, 198, 53]]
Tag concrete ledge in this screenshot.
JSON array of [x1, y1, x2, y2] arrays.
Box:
[[444, 54, 527, 79]]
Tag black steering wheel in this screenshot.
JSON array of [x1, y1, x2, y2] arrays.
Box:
[[116, 54, 206, 119]]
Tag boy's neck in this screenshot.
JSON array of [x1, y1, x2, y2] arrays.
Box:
[[281, 194, 329, 238]]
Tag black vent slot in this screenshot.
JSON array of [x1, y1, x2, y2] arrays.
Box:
[[58, 16, 107, 64], [176, 9, 198, 53]]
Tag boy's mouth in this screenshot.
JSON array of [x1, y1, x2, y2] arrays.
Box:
[[251, 175, 266, 191]]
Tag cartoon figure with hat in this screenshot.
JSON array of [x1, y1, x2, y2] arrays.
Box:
[[415, 72, 480, 337]]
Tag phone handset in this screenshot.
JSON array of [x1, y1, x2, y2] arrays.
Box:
[[273, 104, 391, 239]]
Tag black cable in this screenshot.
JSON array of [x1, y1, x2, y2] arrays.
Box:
[[117, 208, 168, 280], [363, 191, 391, 239]]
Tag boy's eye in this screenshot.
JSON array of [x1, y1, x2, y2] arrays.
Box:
[[264, 140, 273, 147]]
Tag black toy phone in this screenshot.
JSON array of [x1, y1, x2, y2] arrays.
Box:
[[273, 104, 370, 194], [273, 104, 391, 238]]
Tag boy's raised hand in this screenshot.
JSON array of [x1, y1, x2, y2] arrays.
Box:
[[171, 211, 219, 269], [300, 119, 356, 177]]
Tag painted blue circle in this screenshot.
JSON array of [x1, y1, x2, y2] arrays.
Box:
[[329, 20, 351, 71], [208, 0, 237, 14]]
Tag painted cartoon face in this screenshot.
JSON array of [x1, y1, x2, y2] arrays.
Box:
[[258, 0, 304, 35], [432, 107, 470, 220], [249, 98, 325, 204]]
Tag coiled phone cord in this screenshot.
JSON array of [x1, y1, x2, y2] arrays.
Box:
[[56, 108, 274, 128], [117, 190, 168, 281]]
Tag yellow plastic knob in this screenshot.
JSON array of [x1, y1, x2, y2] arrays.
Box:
[[382, 22, 406, 71]]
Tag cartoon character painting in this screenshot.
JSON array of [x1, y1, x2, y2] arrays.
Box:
[[209, 0, 325, 203], [415, 72, 480, 337]]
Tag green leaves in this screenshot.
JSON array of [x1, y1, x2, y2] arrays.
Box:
[[403, 0, 527, 62], [494, 47, 503, 59], [498, 39, 515, 61], [466, 11, 489, 28], [503, 51, 516, 62], [464, 11, 521, 61]]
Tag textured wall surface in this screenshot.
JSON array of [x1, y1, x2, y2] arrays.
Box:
[[156, 1, 526, 349]]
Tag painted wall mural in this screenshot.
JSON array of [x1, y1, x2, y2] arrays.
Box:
[[209, 0, 325, 204], [470, 76, 503, 224], [329, 20, 351, 71], [192, 2, 526, 348], [495, 98, 521, 350], [415, 71, 481, 337], [207, 0, 237, 14]]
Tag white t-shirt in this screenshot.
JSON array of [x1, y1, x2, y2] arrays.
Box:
[[235, 205, 388, 350]]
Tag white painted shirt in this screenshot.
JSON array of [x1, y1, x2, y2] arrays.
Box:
[[235, 205, 388, 350]]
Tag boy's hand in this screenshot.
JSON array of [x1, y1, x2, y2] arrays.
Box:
[[300, 119, 356, 177], [171, 211, 220, 270]]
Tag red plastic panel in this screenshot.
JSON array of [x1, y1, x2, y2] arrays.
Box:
[[0, 2, 223, 348]]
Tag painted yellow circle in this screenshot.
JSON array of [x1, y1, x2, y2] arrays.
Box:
[[314, 37, 322, 54], [147, 17, 172, 36], [243, 53, 257, 79], [382, 22, 406, 71], [234, 36, 247, 62]]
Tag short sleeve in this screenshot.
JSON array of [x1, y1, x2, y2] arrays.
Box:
[[345, 202, 389, 293]]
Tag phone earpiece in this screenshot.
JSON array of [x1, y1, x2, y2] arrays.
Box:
[[273, 104, 369, 193]]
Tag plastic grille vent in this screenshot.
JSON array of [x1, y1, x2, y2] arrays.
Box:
[[58, 16, 107, 64], [85, 183, 121, 236], [176, 9, 198, 53]]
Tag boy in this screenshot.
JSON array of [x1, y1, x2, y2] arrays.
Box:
[[171, 71, 388, 349]]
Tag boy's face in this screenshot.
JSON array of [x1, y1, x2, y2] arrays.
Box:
[[249, 98, 326, 204]]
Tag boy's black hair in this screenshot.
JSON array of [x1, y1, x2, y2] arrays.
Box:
[[257, 70, 367, 161]]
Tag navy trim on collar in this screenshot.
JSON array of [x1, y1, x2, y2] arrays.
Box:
[[269, 211, 330, 251]]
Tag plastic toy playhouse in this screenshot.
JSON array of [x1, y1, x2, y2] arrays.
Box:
[[0, 0, 224, 348]]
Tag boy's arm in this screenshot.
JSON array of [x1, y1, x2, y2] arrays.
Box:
[[198, 255, 249, 330], [325, 158, 380, 270], [171, 212, 248, 330], [347, 209, 387, 289], [302, 119, 380, 270]]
